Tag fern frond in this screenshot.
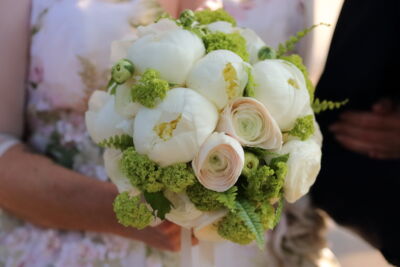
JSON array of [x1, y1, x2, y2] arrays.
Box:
[[276, 23, 330, 57], [312, 98, 349, 114], [98, 134, 134, 151], [236, 199, 265, 250], [273, 198, 284, 228], [216, 186, 238, 212]]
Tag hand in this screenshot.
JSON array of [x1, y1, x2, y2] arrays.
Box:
[[329, 98, 400, 160], [117, 221, 198, 252]]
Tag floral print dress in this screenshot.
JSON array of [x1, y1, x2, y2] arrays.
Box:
[[0, 0, 317, 266]]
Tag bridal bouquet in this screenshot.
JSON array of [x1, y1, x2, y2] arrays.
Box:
[[85, 9, 336, 248]]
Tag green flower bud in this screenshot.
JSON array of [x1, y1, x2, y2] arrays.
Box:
[[258, 46, 277, 60], [242, 152, 259, 177], [179, 9, 196, 27], [112, 59, 134, 84]]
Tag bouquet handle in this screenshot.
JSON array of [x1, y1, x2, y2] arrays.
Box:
[[180, 228, 216, 267], [180, 228, 193, 267]]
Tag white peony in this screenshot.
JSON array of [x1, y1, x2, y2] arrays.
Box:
[[133, 88, 218, 167], [207, 21, 235, 33], [127, 28, 205, 85], [239, 28, 266, 64], [217, 97, 282, 150], [253, 59, 310, 131], [136, 18, 180, 37], [192, 132, 244, 192], [85, 90, 133, 143], [110, 36, 137, 64], [114, 81, 141, 119], [103, 149, 139, 195], [186, 50, 249, 110], [278, 139, 322, 203]]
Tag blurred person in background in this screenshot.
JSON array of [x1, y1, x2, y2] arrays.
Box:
[[0, 0, 337, 266], [311, 0, 400, 265]]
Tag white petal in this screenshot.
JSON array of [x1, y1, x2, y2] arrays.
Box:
[[103, 149, 139, 195], [239, 28, 266, 64], [128, 29, 205, 85], [88, 90, 110, 112], [114, 82, 141, 119], [110, 35, 137, 64], [253, 59, 310, 131], [192, 132, 244, 192], [85, 90, 132, 143], [207, 21, 235, 33], [187, 50, 248, 109], [136, 18, 180, 37], [164, 190, 204, 228], [278, 140, 322, 203], [133, 88, 218, 167]]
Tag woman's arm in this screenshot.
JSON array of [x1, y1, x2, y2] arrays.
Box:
[[0, 0, 183, 251], [0, 0, 29, 137]]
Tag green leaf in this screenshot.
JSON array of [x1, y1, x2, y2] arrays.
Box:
[[276, 23, 330, 57], [98, 134, 134, 151], [143, 191, 173, 220], [235, 199, 265, 250], [216, 186, 238, 212], [269, 154, 289, 168], [244, 66, 256, 97], [245, 147, 279, 159]]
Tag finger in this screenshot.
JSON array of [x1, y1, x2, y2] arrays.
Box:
[[369, 150, 400, 160], [339, 112, 400, 130], [158, 221, 179, 232], [335, 134, 376, 156], [330, 122, 394, 149], [335, 134, 400, 157], [192, 236, 199, 246], [372, 98, 395, 114], [168, 233, 181, 252]]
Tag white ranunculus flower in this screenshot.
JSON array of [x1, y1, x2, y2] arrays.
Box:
[[192, 132, 244, 192], [127, 28, 205, 85], [278, 139, 322, 203], [103, 149, 139, 195], [193, 211, 228, 242], [85, 90, 132, 143], [186, 50, 249, 110], [253, 59, 310, 131], [133, 88, 218, 167], [207, 21, 235, 33], [114, 82, 141, 119], [217, 97, 282, 150], [239, 28, 266, 64]]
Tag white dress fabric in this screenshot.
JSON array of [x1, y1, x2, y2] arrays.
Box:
[[0, 0, 336, 266]]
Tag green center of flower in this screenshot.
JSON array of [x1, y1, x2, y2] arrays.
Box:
[[233, 109, 264, 142], [208, 151, 229, 173]]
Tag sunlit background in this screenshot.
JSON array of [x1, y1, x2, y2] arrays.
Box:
[[311, 1, 392, 266]]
